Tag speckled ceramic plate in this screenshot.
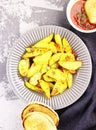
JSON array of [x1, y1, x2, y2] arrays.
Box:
[[7, 25, 92, 110]]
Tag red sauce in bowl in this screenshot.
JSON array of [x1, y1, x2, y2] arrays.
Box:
[[71, 0, 96, 30]]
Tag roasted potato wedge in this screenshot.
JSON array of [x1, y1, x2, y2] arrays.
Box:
[[27, 63, 41, 77], [33, 34, 53, 47], [51, 81, 67, 96], [58, 61, 82, 70], [49, 42, 57, 53], [39, 80, 51, 99], [25, 81, 43, 92], [50, 63, 59, 69], [18, 58, 30, 76], [29, 72, 41, 85], [22, 48, 48, 58], [49, 53, 62, 66], [33, 50, 52, 64], [33, 42, 57, 53], [40, 64, 50, 74], [43, 74, 55, 82], [59, 52, 75, 62], [54, 34, 62, 52], [46, 69, 66, 82], [62, 38, 72, 53]]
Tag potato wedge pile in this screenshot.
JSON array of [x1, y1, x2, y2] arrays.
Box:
[[18, 33, 82, 98]]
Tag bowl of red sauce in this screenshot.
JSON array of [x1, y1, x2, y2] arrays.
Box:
[[66, 0, 96, 33]]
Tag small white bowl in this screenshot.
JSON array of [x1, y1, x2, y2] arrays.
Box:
[[66, 0, 96, 33]]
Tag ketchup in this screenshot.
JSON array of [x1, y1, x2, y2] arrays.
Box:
[[71, 0, 96, 30]]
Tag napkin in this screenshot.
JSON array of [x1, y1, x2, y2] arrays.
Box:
[[56, 27, 96, 130]]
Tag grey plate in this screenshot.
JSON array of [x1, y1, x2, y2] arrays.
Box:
[[7, 25, 92, 110]]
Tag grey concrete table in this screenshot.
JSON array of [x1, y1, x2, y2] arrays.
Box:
[[0, 0, 70, 129]]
